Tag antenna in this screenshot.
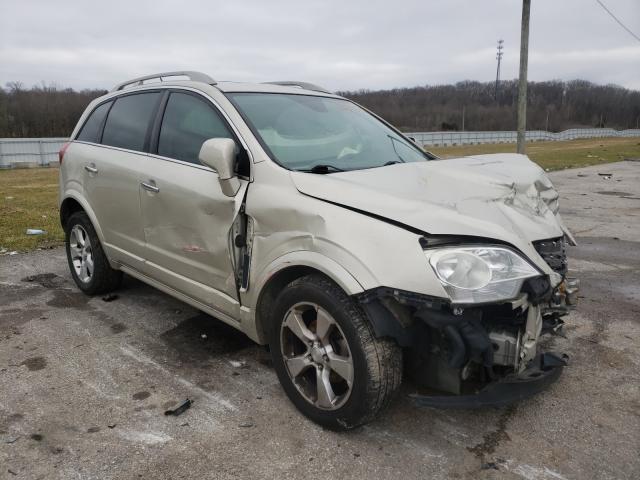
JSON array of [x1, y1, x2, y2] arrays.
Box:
[[495, 39, 504, 100]]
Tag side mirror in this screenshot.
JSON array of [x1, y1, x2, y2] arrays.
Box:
[[198, 138, 241, 197]]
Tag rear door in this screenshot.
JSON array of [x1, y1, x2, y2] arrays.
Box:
[[75, 91, 162, 269], [138, 90, 249, 318]]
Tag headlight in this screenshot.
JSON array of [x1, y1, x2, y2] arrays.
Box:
[[426, 246, 539, 304]]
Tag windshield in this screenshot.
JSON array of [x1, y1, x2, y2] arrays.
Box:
[[227, 93, 427, 172]]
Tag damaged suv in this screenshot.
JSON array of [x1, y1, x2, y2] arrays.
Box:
[[59, 71, 578, 429]]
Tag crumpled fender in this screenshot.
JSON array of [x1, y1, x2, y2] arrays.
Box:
[[247, 250, 365, 308], [241, 250, 365, 343]]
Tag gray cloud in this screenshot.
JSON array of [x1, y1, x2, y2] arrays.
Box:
[[1, 0, 639, 91]]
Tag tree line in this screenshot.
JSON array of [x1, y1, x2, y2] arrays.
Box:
[[341, 79, 640, 132], [0, 79, 638, 138], [0, 83, 107, 138]]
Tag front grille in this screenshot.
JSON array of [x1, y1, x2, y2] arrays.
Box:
[[533, 237, 567, 276]]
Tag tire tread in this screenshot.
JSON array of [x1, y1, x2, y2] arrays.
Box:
[[274, 274, 402, 429]]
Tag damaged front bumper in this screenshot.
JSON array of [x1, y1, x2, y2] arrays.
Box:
[[357, 272, 578, 408], [410, 351, 568, 408]]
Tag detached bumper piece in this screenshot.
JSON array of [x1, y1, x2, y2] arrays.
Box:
[[410, 352, 568, 409]]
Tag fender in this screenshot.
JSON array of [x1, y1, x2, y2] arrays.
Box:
[[240, 250, 366, 343], [61, 189, 106, 244]]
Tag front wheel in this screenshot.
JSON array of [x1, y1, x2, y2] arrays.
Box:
[[269, 274, 402, 430]]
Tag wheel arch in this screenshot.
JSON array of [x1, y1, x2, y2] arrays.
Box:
[[246, 252, 365, 344], [59, 193, 105, 243]]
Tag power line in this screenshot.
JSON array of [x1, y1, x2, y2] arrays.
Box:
[[595, 0, 640, 43]]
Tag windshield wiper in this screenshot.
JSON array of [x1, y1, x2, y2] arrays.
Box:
[[302, 164, 346, 174]]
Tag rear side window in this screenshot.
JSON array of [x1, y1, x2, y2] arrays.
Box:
[[102, 92, 161, 151], [76, 101, 112, 143], [158, 92, 233, 164]]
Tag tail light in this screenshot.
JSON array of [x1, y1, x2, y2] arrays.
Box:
[[58, 142, 71, 164]]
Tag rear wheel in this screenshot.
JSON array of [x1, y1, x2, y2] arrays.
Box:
[[65, 211, 122, 295], [269, 274, 402, 430]]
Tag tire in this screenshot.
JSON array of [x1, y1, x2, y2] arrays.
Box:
[[64, 211, 122, 295], [269, 274, 402, 430]]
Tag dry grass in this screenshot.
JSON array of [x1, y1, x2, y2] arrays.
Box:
[[429, 137, 640, 171], [0, 167, 63, 252], [1, 136, 639, 252]]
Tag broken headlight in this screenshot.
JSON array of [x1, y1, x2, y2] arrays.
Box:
[[426, 246, 539, 304]]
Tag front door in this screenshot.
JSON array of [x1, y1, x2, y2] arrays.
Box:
[[138, 91, 248, 318]]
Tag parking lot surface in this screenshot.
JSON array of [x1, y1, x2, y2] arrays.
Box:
[[1, 161, 639, 479]]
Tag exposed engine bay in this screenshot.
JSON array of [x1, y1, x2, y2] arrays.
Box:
[[357, 236, 578, 406]]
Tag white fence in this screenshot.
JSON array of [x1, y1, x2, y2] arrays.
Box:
[[1, 128, 640, 167], [0, 138, 68, 168], [406, 128, 640, 147]]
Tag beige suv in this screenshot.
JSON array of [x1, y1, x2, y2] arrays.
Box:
[[59, 71, 578, 429]]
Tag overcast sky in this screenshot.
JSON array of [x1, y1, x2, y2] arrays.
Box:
[[1, 0, 639, 92]]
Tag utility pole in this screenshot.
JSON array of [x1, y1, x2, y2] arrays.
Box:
[[462, 105, 466, 131], [545, 110, 549, 132], [516, 0, 531, 154], [495, 39, 504, 100]]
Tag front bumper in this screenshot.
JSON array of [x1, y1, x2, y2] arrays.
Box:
[[410, 351, 568, 408]]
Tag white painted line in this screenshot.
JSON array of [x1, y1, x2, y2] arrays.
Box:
[[119, 345, 238, 412]]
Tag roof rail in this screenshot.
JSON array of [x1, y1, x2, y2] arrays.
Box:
[[263, 81, 332, 94], [111, 71, 216, 92]]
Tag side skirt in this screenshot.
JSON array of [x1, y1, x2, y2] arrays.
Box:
[[118, 264, 243, 331]]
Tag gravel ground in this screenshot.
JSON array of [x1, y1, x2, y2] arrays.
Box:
[[1, 161, 639, 480]]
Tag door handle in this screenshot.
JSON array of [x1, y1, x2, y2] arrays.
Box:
[[84, 164, 98, 174], [141, 181, 160, 193]]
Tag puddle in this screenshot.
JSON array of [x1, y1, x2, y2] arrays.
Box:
[[46, 289, 91, 310], [21, 273, 66, 289], [110, 323, 127, 334], [20, 356, 47, 371]]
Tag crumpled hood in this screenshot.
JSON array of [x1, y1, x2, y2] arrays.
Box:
[[290, 154, 571, 255]]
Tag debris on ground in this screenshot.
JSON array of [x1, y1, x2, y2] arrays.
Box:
[[107, 424, 116, 429], [164, 399, 192, 416], [598, 173, 613, 179], [229, 360, 247, 368], [3, 436, 19, 444], [239, 421, 254, 428], [0, 248, 19, 256], [200, 333, 207, 339], [25, 229, 47, 235], [102, 294, 119, 302]]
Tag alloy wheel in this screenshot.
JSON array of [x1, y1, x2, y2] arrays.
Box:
[[69, 224, 93, 283], [280, 302, 354, 410]]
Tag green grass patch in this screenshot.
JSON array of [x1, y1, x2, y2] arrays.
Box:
[[0, 167, 63, 252], [429, 137, 640, 171]]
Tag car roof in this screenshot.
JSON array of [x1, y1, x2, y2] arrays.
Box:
[[213, 81, 340, 98], [108, 71, 341, 99]]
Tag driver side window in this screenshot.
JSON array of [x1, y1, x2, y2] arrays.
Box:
[[158, 92, 233, 165]]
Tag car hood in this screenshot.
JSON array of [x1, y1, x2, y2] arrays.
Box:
[[290, 154, 573, 258]]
